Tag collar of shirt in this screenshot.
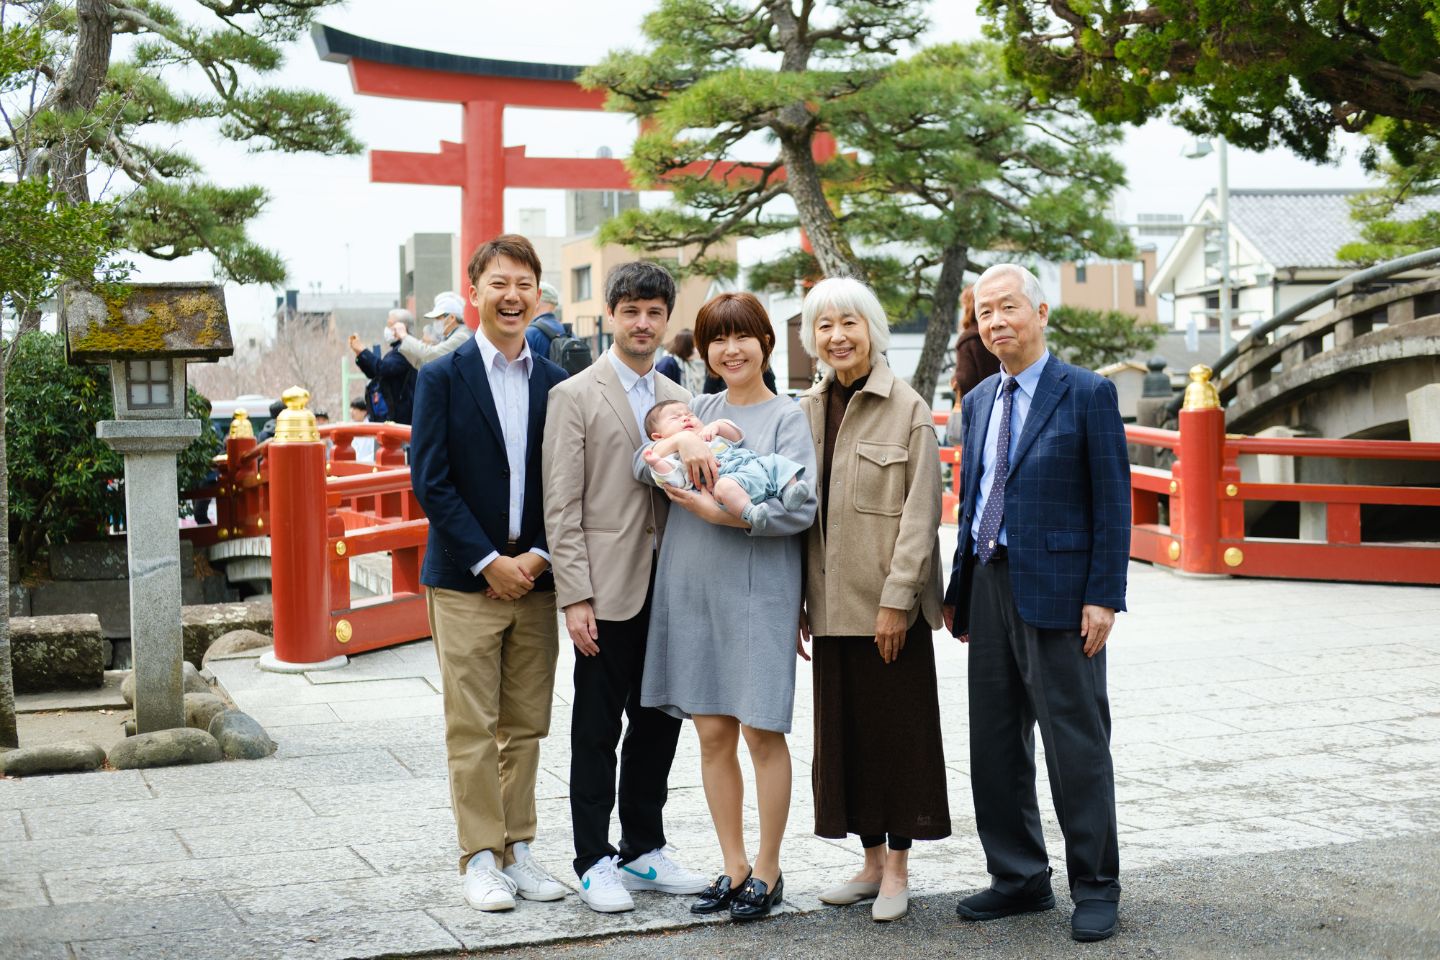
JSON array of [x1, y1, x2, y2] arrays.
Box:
[[475, 327, 533, 375], [997, 349, 1049, 401], [606, 348, 656, 396]]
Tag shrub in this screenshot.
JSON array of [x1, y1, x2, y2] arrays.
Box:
[[6, 331, 221, 572]]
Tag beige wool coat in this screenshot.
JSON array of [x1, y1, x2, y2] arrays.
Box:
[[802, 360, 944, 636]]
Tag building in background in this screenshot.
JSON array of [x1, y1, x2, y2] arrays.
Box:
[[1059, 248, 1159, 323], [274, 289, 398, 337], [398, 233, 460, 318], [1149, 189, 1439, 337]]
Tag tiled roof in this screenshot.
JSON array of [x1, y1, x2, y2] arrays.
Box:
[[1219, 188, 1440, 269]]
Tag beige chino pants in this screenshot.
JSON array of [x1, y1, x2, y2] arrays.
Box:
[[426, 586, 559, 873]]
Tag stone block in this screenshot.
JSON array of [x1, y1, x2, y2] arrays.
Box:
[[9, 614, 105, 693], [47, 538, 196, 581], [184, 692, 228, 731], [208, 710, 276, 760], [9, 583, 29, 617], [182, 597, 273, 666], [0, 740, 106, 776], [108, 727, 221, 770], [30, 579, 131, 639], [202, 629, 273, 664], [1407, 382, 1440, 442]]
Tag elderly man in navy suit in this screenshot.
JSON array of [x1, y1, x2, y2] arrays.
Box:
[[942, 263, 1131, 943], [411, 235, 570, 914]]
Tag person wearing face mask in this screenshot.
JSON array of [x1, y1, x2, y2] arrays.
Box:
[[397, 291, 472, 368], [796, 277, 949, 924]]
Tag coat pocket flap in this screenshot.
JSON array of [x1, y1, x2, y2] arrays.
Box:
[[855, 441, 908, 467], [1045, 529, 1091, 552]]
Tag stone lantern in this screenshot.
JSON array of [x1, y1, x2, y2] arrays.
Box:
[[64, 282, 233, 733]]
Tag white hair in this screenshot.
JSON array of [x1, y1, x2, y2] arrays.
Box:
[[973, 263, 1048, 310], [799, 276, 891, 366], [388, 308, 414, 323]]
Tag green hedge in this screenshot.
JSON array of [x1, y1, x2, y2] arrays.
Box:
[[6, 331, 221, 572]]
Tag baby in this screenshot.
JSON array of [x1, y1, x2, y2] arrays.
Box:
[[642, 399, 810, 531]]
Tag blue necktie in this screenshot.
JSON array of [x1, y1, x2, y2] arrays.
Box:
[[976, 377, 1019, 565]]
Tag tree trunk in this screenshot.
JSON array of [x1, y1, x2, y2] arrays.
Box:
[[910, 243, 968, 407], [778, 129, 865, 282], [50, 0, 114, 204], [0, 338, 16, 749]]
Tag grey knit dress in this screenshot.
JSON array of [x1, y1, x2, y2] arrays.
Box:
[[640, 392, 818, 733]]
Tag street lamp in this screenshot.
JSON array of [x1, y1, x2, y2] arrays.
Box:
[[1183, 136, 1233, 352]]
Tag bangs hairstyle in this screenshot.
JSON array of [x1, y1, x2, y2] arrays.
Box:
[[467, 234, 542, 288], [799, 276, 891, 365], [694, 292, 775, 376]]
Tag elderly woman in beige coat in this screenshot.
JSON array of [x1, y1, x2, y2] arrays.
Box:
[[797, 277, 949, 924]]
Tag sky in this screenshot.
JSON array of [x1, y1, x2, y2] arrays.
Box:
[[126, 0, 1375, 336]]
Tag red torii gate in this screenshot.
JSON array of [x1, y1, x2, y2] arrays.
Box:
[[313, 24, 831, 325]]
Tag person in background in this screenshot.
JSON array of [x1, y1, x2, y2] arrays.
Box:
[[349, 398, 375, 463], [398, 294, 471, 368], [350, 320, 416, 425], [953, 285, 1001, 400], [525, 280, 565, 360], [255, 398, 286, 443], [655, 329, 707, 396]]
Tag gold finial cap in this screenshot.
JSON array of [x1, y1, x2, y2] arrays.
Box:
[[1182, 364, 1220, 411], [228, 408, 254, 440], [272, 386, 320, 443]]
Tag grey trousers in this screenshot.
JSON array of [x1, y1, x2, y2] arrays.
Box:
[[968, 558, 1121, 903]]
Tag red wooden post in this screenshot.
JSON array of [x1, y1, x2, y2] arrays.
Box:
[[1175, 366, 1225, 575], [259, 388, 347, 672], [460, 99, 505, 327]]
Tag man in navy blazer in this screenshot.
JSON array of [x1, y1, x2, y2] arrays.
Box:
[[942, 263, 1131, 943], [411, 235, 570, 914]]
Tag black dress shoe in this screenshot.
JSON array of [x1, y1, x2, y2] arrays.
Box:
[[956, 869, 1056, 921], [1071, 899, 1118, 942], [729, 873, 783, 920], [691, 871, 749, 915]]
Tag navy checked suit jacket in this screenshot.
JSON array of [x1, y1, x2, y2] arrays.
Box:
[[410, 334, 568, 593], [943, 353, 1131, 632]]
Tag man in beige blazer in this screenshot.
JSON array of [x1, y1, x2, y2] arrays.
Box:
[[542, 262, 707, 913]]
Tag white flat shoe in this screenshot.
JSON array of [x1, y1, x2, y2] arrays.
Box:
[[872, 887, 909, 922], [818, 880, 881, 905]]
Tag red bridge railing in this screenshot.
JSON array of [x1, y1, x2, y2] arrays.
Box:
[[934, 371, 1440, 585]]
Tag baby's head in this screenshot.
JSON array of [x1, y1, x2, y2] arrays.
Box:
[[645, 400, 702, 440]]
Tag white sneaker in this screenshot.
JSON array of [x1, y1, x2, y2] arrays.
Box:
[[578, 855, 635, 913], [503, 841, 568, 902], [619, 846, 709, 895], [462, 850, 517, 912]]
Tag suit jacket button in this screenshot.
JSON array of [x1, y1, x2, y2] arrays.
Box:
[[646, 526, 655, 534]]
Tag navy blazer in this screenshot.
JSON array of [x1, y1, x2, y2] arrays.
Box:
[[943, 352, 1131, 632], [410, 335, 568, 592]]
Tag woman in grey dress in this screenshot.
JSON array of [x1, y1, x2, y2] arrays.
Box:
[[638, 292, 817, 920]]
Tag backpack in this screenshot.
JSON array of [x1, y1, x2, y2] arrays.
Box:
[[364, 344, 391, 420], [530, 315, 593, 375]]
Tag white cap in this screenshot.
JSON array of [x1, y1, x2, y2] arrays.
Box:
[[423, 291, 466, 319]]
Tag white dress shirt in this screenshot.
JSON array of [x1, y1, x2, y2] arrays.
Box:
[[470, 331, 550, 575], [607, 348, 657, 437]]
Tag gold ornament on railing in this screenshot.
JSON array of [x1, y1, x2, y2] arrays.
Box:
[[1182, 364, 1220, 411], [228, 408, 254, 440], [272, 386, 320, 443]]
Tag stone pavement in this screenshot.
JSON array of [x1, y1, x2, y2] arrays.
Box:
[[2, 526, 1438, 959]]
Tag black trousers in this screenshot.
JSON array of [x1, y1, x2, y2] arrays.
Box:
[[569, 580, 682, 878], [968, 558, 1121, 903]]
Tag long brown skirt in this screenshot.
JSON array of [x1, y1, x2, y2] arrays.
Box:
[[811, 619, 951, 841]]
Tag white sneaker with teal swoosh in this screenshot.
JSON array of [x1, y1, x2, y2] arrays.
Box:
[[578, 855, 634, 913], [619, 846, 709, 895]]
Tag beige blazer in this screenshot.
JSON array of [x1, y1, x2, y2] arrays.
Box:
[[542, 356, 690, 621], [802, 360, 943, 636]]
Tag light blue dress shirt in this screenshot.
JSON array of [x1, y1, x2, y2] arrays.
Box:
[[970, 351, 1050, 550], [606, 348, 657, 437]]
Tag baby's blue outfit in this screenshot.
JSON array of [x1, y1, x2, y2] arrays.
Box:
[[652, 435, 806, 503]]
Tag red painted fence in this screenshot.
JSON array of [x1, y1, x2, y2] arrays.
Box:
[[187, 390, 1440, 667]]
